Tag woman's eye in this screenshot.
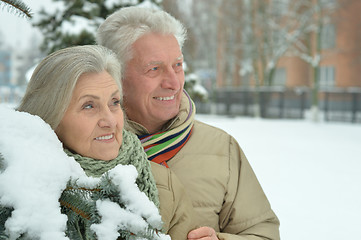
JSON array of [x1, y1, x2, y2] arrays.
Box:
[[83, 103, 94, 109], [113, 99, 121, 106]]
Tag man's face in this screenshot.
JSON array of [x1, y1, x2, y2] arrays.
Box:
[[123, 33, 184, 133]]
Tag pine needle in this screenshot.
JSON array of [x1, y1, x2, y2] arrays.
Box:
[[0, 0, 33, 18]]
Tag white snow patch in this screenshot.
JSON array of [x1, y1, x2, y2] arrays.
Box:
[[0, 106, 167, 239], [61, 15, 97, 35]]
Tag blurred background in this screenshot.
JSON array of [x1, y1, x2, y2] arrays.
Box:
[[1, 1, 361, 240], [0, 0, 360, 123]]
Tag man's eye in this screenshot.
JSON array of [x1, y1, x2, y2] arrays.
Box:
[[174, 62, 183, 72], [150, 66, 159, 71]]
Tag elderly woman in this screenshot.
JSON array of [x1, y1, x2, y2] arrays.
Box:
[[0, 45, 194, 239]]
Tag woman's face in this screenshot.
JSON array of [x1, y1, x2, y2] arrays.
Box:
[[56, 71, 124, 161]]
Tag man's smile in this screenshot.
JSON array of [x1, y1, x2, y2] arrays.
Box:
[[154, 95, 175, 101]]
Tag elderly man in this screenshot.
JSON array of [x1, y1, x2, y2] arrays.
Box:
[[96, 6, 280, 240]]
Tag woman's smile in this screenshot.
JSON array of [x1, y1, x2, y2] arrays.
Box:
[[95, 133, 115, 141]]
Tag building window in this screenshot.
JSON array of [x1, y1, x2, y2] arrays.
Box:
[[321, 24, 336, 49], [272, 68, 286, 86], [319, 66, 335, 87]]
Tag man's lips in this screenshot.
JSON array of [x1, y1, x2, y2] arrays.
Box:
[[153, 95, 175, 101]]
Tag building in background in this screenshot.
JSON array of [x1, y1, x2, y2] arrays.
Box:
[[276, 0, 361, 89], [162, 0, 360, 121], [210, 0, 361, 89], [201, 0, 361, 122]]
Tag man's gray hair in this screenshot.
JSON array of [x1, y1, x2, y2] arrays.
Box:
[[96, 6, 187, 76]]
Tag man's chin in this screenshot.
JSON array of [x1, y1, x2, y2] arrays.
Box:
[[164, 109, 180, 120]]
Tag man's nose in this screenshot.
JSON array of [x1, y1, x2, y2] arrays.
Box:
[[161, 66, 181, 90]]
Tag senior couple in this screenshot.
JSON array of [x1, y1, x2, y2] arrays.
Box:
[[0, 6, 279, 240]]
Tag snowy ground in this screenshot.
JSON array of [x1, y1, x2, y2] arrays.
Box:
[[195, 114, 361, 240]]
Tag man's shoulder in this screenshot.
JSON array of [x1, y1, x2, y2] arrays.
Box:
[[193, 119, 231, 139], [150, 162, 171, 189], [175, 119, 236, 157]]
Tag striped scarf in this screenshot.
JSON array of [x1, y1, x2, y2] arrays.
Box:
[[138, 91, 195, 167]]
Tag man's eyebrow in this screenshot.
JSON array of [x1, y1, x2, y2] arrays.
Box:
[[144, 55, 183, 67], [145, 61, 163, 67], [175, 54, 183, 61]]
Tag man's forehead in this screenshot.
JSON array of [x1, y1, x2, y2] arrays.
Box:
[[141, 54, 183, 65], [131, 33, 182, 61]]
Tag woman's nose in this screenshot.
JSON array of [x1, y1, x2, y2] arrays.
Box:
[[98, 108, 117, 128]]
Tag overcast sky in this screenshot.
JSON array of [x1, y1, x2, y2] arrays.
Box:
[[0, 0, 53, 49]]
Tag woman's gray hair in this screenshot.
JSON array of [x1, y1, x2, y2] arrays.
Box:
[[96, 6, 187, 76], [17, 45, 122, 130]]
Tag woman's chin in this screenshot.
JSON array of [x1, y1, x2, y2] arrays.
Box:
[[84, 151, 117, 161], [98, 154, 117, 161]]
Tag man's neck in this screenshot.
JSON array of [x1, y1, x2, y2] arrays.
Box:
[[126, 118, 175, 135], [143, 119, 170, 134]]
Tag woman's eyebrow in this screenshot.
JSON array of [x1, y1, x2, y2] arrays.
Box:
[[111, 90, 120, 97], [78, 90, 119, 101], [78, 94, 99, 101]]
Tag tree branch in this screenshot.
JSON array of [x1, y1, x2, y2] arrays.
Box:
[[0, 0, 32, 18]]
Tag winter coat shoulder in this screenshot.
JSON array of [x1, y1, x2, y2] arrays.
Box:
[[168, 119, 280, 240], [150, 161, 196, 239]]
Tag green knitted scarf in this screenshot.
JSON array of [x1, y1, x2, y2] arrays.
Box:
[[59, 130, 162, 239], [64, 129, 159, 208]]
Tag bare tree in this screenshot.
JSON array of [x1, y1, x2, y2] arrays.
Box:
[[281, 0, 338, 121]]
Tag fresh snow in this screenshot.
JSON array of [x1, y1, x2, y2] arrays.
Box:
[[196, 114, 361, 240], [0, 105, 167, 240]]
